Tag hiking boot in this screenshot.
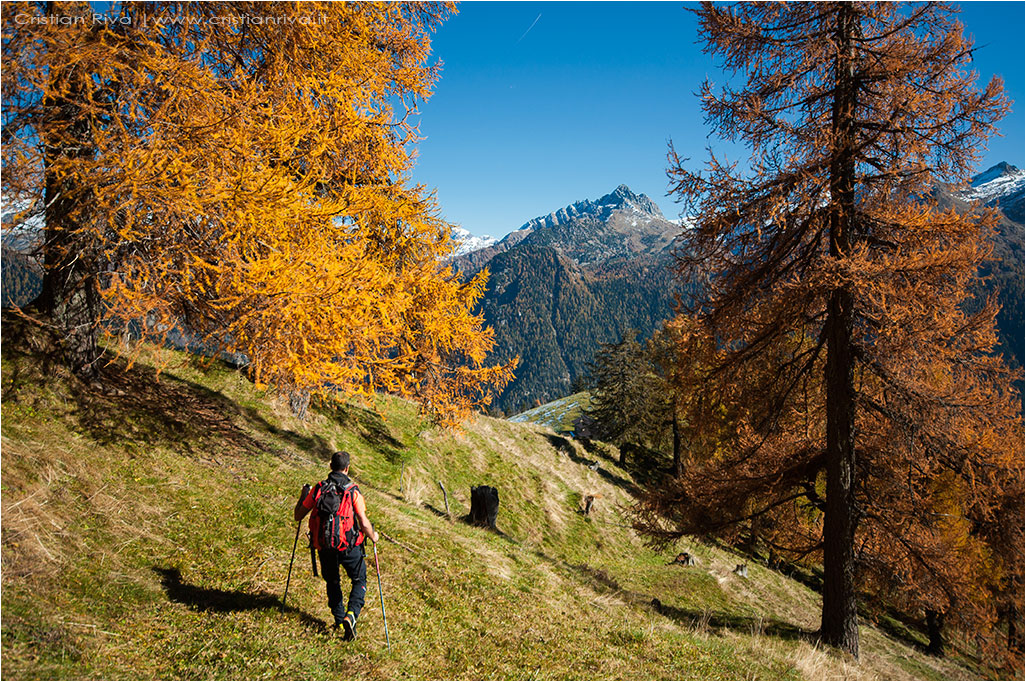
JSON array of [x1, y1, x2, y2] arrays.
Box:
[[341, 612, 357, 641]]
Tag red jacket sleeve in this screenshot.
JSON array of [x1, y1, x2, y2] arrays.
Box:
[[302, 485, 317, 510]]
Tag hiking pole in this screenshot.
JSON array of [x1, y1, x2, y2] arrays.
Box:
[[282, 519, 302, 610], [308, 531, 318, 577], [283, 483, 312, 610], [372, 541, 391, 653]]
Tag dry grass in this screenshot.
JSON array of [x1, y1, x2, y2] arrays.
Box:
[[789, 641, 868, 680], [400, 470, 431, 507], [1, 317, 1007, 680]]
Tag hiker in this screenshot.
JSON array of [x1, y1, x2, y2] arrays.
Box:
[[294, 450, 379, 640]]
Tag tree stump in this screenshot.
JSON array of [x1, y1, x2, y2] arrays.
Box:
[[469, 485, 499, 528]]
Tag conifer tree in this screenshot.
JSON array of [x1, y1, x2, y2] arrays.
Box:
[[635, 2, 1022, 658], [587, 330, 657, 461], [2, 1, 514, 424]]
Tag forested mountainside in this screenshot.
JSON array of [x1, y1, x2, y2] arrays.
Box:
[[452, 185, 686, 415], [474, 245, 680, 414], [0, 246, 41, 309], [934, 162, 1025, 369], [455, 165, 1024, 414]]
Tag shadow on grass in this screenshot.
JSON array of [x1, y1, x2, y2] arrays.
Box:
[[237, 404, 334, 461], [541, 430, 679, 492], [314, 400, 405, 463], [0, 313, 337, 463], [618, 443, 673, 488], [460, 516, 516, 542], [153, 567, 327, 631], [568, 562, 812, 644], [423, 503, 450, 519], [861, 604, 930, 654], [89, 363, 336, 462], [542, 433, 641, 497], [417, 502, 518, 549]]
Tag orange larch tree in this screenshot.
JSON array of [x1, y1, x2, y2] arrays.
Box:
[[633, 2, 1023, 659], [2, 1, 514, 424]]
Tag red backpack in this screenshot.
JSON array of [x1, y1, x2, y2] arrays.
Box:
[[314, 477, 364, 551]]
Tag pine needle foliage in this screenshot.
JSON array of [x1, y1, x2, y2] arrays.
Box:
[[587, 330, 657, 453]]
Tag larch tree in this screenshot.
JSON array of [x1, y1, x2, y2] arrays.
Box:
[[633, 2, 1023, 659], [2, 1, 515, 424], [646, 325, 686, 478]]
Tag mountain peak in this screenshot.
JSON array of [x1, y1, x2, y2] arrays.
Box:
[[612, 184, 637, 199], [514, 185, 664, 236], [449, 225, 498, 259], [452, 185, 676, 264], [965, 161, 1025, 207], [599, 184, 659, 215], [972, 162, 1020, 187]]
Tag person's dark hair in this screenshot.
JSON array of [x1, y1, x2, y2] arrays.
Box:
[[330, 450, 351, 472]]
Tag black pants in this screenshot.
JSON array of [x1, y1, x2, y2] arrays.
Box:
[[319, 544, 367, 625]]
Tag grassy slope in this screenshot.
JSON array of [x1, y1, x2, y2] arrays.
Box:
[[0, 319, 977, 680], [509, 391, 592, 433]]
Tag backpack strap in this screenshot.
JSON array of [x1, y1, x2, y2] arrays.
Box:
[[341, 482, 363, 547]]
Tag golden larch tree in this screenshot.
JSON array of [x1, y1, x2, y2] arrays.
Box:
[[2, 1, 515, 424], [633, 2, 1023, 660]]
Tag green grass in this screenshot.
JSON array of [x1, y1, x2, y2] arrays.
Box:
[[0, 317, 1002, 679]]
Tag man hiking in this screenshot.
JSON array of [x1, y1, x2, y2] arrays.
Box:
[[295, 450, 379, 640]]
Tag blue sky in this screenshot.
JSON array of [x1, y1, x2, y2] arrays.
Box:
[[409, 2, 1026, 239]]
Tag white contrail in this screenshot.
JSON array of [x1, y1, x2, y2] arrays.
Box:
[[515, 13, 542, 44]]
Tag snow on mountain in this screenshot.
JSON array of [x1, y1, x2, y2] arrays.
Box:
[[449, 226, 498, 258], [510, 184, 665, 238], [487, 184, 679, 266], [965, 162, 1025, 204], [449, 185, 674, 262]]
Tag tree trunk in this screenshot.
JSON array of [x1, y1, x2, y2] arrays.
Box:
[[820, 3, 860, 660], [288, 389, 310, 419], [1006, 605, 1023, 652], [36, 6, 101, 378], [821, 287, 859, 658], [746, 514, 762, 557], [925, 609, 945, 656], [672, 406, 683, 478]]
